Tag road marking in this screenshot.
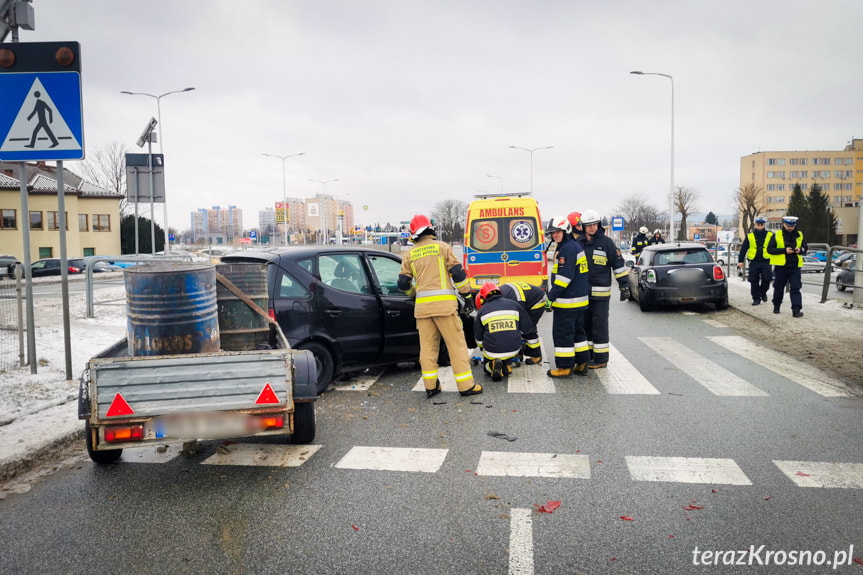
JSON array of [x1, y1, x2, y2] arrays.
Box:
[[332, 368, 386, 391], [202, 443, 321, 467], [707, 335, 857, 397], [509, 508, 534, 575], [773, 460, 863, 489], [641, 337, 768, 396], [476, 451, 591, 478], [335, 446, 448, 473], [626, 456, 753, 485], [596, 343, 661, 394], [507, 342, 555, 393], [121, 444, 183, 464], [412, 365, 459, 393], [702, 319, 727, 328]]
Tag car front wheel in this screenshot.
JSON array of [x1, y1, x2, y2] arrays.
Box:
[[837, 278, 847, 292], [297, 341, 335, 394]]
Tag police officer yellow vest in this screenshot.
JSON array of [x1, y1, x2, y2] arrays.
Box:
[[746, 231, 773, 261], [769, 231, 804, 266]]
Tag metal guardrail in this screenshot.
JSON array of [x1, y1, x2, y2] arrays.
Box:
[[85, 255, 192, 318], [821, 245, 862, 303]]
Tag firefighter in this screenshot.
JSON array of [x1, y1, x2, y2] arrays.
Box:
[[398, 214, 481, 397], [545, 215, 590, 378], [574, 210, 629, 369], [737, 215, 774, 306], [631, 226, 650, 257], [648, 229, 666, 245], [567, 212, 584, 237], [473, 283, 537, 381], [766, 215, 807, 317], [477, 280, 546, 365]]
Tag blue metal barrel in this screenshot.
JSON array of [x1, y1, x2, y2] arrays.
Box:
[[124, 263, 220, 357], [215, 263, 271, 351]]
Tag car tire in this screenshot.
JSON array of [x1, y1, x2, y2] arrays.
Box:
[[85, 421, 122, 464], [290, 402, 316, 444], [837, 278, 847, 292], [714, 294, 729, 310], [297, 341, 335, 394], [716, 259, 725, 266], [638, 287, 652, 312]]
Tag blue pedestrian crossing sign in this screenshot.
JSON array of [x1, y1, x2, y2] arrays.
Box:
[[0, 42, 84, 161]]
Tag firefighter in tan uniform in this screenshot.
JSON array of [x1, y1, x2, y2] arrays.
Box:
[[398, 215, 482, 398]]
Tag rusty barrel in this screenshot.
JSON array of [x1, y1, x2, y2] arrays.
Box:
[[215, 262, 270, 351], [124, 262, 220, 357]]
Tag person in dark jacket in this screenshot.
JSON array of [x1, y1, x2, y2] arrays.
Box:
[[545, 215, 590, 378], [488, 281, 547, 364], [737, 215, 774, 306], [631, 226, 650, 257], [574, 210, 629, 369], [648, 229, 665, 245], [473, 283, 536, 381], [766, 215, 807, 317]]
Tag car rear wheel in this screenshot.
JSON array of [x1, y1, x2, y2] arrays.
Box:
[[297, 341, 335, 394], [837, 278, 847, 292], [714, 294, 729, 310], [85, 421, 122, 464]]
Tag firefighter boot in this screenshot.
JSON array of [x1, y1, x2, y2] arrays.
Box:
[[525, 356, 542, 365], [572, 362, 589, 376], [488, 359, 504, 382], [504, 361, 513, 376], [425, 380, 442, 399], [547, 367, 572, 378], [459, 383, 483, 396]]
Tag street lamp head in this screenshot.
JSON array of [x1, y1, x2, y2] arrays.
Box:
[[630, 70, 644, 75], [182, 87, 195, 93], [120, 90, 133, 95]]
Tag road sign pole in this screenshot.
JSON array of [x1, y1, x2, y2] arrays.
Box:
[[148, 140, 156, 254]]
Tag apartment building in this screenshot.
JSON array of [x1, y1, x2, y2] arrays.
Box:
[[190, 205, 243, 245], [739, 139, 862, 244]]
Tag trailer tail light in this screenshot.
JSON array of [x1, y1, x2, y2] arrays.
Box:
[[713, 266, 725, 281], [258, 414, 285, 430], [104, 424, 144, 443]]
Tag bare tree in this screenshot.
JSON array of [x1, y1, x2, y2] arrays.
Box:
[[733, 183, 764, 235], [431, 199, 468, 244], [78, 140, 129, 212], [614, 193, 662, 235], [672, 185, 699, 240]]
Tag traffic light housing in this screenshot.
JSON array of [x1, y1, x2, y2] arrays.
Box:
[[0, 41, 81, 73]]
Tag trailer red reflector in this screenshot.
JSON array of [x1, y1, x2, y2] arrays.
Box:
[[105, 424, 144, 442], [255, 382, 280, 405], [105, 393, 135, 417]]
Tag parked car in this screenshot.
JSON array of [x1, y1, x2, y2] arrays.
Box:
[[197, 248, 230, 264], [220, 246, 420, 393], [69, 257, 122, 273], [29, 258, 84, 277], [626, 243, 728, 312], [713, 250, 738, 266], [0, 254, 21, 279], [800, 255, 828, 273], [835, 267, 860, 292], [831, 251, 855, 271]]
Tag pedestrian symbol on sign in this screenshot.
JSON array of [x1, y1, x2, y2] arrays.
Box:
[[0, 77, 82, 154]]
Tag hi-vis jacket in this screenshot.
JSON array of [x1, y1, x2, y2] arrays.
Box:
[[737, 228, 774, 263], [766, 229, 807, 267], [474, 294, 536, 359], [575, 225, 628, 299], [631, 233, 649, 256], [398, 236, 470, 318], [499, 281, 548, 313], [547, 234, 589, 309]]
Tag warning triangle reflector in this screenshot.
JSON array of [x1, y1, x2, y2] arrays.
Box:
[[255, 382, 280, 405], [106, 393, 135, 417]]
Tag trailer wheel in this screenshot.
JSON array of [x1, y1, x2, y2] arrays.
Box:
[[85, 422, 122, 464], [297, 341, 335, 394], [291, 402, 316, 444]]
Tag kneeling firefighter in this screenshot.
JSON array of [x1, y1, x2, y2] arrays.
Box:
[[474, 282, 538, 380]]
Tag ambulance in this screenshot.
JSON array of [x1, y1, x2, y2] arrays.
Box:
[[463, 193, 547, 294]]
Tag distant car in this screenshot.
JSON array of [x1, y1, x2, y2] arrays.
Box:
[[197, 248, 230, 264], [70, 257, 122, 273], [29, 258, 84, 277], [626, 243, 728, 312], [0, 254, 21, 279], [713, 250, 738, 266], [836, 267, 857, 292], [220, 246, 420, 393], [831, 251, 854, 271], [800, 255, 827, 273]]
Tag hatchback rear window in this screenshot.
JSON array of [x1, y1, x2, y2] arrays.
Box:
[[655, 250, 712, 265]]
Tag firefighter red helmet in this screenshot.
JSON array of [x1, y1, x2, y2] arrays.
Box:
[[409, 214, 435, 240], [475, 282, 501, 309], [567, 212, 582, 228]]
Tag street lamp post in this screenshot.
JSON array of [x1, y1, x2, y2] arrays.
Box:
[[508, 145, 554, 195], [263, 152, 306, 245], [630, 71, 675, 241], [334, 193, 351, 245], [486, 174, 503, 194], [308, 179, 339, 244], [121, 87, 195, 252]]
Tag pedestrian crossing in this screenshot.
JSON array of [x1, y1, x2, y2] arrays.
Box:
[[405, 332, 855, 398], [113, 442, 863, 489]]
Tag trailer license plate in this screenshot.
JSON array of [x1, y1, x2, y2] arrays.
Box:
[[152, 412, 263, 440]]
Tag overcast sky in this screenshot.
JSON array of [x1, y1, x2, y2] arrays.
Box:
[[16, 0, 863, 232]]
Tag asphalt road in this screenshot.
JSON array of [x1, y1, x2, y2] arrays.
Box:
[[1, 300, 861, 574]]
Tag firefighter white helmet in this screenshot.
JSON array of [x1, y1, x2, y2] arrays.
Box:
[[580, 210, 601, 226], [639, 226, 649, 234], [546, 215, 572, 235]]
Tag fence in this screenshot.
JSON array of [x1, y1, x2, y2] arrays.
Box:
[[0, 269, 24, 372]]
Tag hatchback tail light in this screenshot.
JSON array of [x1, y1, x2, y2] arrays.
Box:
[[713, 266, 725, 280], [268, 308, 277, 321], [69, 266, 81, 273]]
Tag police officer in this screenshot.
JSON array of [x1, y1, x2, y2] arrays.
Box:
[[737, 215, 774, 306], [473, 283, 537, 381], [398, 215, 481, 397], [478, 281, 547, 365], [631, 226, 650, 257], [545, 215, 590, 378], [574, 210, 629, 369], [766, 215, 807, 318]]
